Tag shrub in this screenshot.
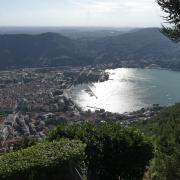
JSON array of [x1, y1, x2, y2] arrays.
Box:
[[13, 137, 38, 151], [0, 139, 86, 180], [48, 123, 154, 180]]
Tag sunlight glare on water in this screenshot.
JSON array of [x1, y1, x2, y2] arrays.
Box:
[[69, 68, 180, 113]]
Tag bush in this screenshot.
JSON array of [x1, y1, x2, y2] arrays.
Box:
[[0, 139, 86, 180], [13, 137, 38, 151], [48, 123, 154, 180]]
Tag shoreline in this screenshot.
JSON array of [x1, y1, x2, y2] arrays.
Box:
[[0, 64, 177, 152], [68, 66, 178, 116]]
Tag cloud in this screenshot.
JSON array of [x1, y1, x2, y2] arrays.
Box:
[[68, 0, 162, 27], [0, 0, 162, 27], [73, 0, 125, 13], [73, 0, 160, 13]]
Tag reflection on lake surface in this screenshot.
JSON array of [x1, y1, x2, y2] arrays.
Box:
[[69, 68, 180, 113]]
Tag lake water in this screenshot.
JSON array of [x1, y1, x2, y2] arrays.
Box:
[[69, 68, 180, 113]]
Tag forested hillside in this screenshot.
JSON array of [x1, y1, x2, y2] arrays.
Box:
[[0, 33, 91, 69], [1, 28, 180, 69], [133, 103, 180, 179], [84, 28, 180, 66]]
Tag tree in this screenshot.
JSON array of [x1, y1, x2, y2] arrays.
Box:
[[48, 123, 154, 180], [157, 0, 180, 41], [148, 103, 180, 179]]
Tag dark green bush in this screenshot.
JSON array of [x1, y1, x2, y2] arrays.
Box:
[[0, 139, 86, 180], [48, 123, 154, 180], [13, 137, 38, 151]]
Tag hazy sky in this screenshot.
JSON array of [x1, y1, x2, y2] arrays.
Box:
[[0, 0, 163, 27]]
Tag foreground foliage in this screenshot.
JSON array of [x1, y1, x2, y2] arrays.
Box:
[[133, 103, 180, 180], [48, 123, 154, 180], [150, 104, 180, 180], [158, 0, 180, 41], [0, 139, 86, 180]]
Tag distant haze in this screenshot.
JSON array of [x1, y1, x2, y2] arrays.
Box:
[[0, 0, 162, 27]]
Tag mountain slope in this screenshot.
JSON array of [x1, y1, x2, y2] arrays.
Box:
[[0, 28, 180, 69], [84, 28, 180, 66], [0, 32, 91, 69]]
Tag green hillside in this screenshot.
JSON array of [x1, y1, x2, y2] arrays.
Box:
[[133, 103, 180, 179]]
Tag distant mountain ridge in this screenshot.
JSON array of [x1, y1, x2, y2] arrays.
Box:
[[0, 28, 180, 69], [0, 32, 91, 69], [83, 28, 180, 66]]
